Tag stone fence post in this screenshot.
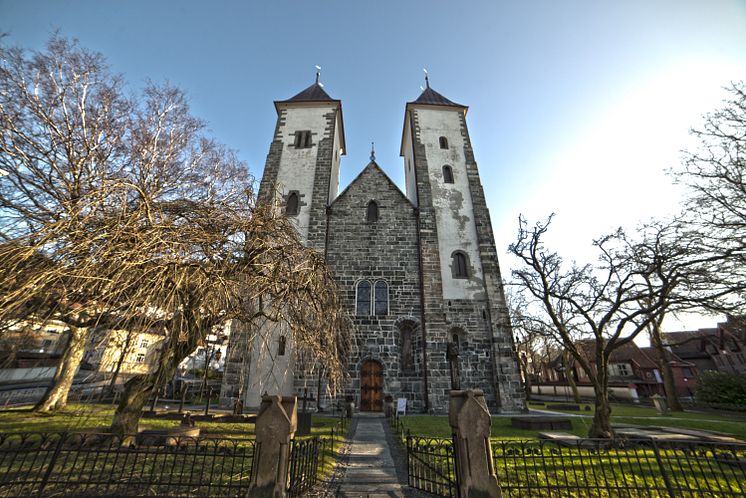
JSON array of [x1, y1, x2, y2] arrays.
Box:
[[449, 389, 502, 498], [247, 394, 297, 498]]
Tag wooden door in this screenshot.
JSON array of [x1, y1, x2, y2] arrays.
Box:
[[360, 360, 383, 412]]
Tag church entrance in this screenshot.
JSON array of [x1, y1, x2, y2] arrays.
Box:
[[360, 360, 383, 412]]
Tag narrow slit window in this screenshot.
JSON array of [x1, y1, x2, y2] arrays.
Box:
[[374, 281, 388, 315], [453, 251, 469, 278], [356, 281, 371, 316], [278, 336, 286, 356], [366, 200, 379, 222], [439, 136, 449, 149], [286, 192, 299, 216], [442, 165, 454, 183]]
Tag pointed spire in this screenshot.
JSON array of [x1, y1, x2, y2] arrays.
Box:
[[370, 142, 376, 162], [315, 65, 321, 84], [423, 68, 430, 89]]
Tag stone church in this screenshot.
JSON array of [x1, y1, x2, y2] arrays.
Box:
[[219, 77, 525, 414]]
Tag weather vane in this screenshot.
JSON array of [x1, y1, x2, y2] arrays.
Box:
[[370, 142, 375, 162], [423, 67, 430, 89], [315, 65, 322, 85]]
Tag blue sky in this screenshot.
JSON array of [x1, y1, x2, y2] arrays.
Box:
[[3, 0, 745, 329]]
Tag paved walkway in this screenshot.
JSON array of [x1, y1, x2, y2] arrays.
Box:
[[336, 414, 406, 498]]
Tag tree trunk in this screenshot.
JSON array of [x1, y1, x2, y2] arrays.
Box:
[[562, 351, 581, 403], [565, 370, 581, 403], [518, 356, 532, 400], [588, 360, 614, 438], [110, 373, 157, 437], [34, 326, 88, 412], [108, 331, 134, 396], [650, 321, 683, 412]]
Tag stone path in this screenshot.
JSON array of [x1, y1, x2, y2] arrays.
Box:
[[336, 414, 406, 498]]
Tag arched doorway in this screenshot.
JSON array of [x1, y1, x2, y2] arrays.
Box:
[[360, 359, 383, 412]]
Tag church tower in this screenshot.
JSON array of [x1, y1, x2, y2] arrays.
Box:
[[220, 78, 345, 410], [258, 76, 346, 249], [400, 80, 524, 412]]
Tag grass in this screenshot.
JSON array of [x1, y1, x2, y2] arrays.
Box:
[[528, 401, 746, 440], [395, 410, 746, 497], [393, 403, 746, 440], [0, 404, 351, 495], [0, 403, 350, 439]]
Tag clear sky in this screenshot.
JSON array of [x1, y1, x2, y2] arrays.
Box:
[[2, 0, 745, 331]]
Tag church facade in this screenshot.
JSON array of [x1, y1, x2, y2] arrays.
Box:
[[219, 79, 525, 414]]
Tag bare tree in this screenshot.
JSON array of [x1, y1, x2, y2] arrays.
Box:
[[674, 81, 746, 310], [0, 36, 351, 426], [510, 215, 668, 438]]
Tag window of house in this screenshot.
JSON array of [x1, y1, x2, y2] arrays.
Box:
[[356, 280, 371, 316], [682, 367, 694, 378], [374, 281, 388, 315], [294, 130, 312, 148], [442, 165, 454, 183], [286, 192, 299, 216], [366, 200, 379, 222], [135, 353, 146, 363], [439, 136, 448, 149], [140, 339, 149, 348], [452, 251, 469, 278], [615, 363, 631, 376], [278, 336, 286, 356]]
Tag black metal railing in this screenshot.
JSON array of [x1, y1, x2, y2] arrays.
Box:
[[404, 435, 746, 498], [406, 435, 458, 498], [389, 411, 408, 441], [0, 432, 255, 497], [0, 413, 350, 498], [286, 436, 323, 497], [493, 438, 746, 498]]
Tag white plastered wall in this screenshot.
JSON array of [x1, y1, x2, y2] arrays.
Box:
[[274, 104, 336, 240], [402, 118, 418, 204], [244, 319, 295, 409], [329, 112, 342, 202], [418, 107, 484, 300]]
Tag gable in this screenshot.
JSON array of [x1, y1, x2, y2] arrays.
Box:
[[331, 162, 414, 210]]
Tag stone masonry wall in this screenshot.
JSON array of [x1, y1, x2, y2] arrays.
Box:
[[409, 105, 524, 413], [458, 112, 525, 411], [324, 162, 426, 412]]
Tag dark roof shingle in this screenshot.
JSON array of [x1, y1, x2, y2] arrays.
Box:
[[280, 82, 335, 103], [411, 87, 465, 108]]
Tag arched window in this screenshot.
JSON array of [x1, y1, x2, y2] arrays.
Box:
[[286, 192, 299, 216], [278, 336, 286, 356], [452, 251, 469, 278], [442, 165, 454, 183], [439, 136, 449, 149], [356, 280, 371, 316], [366, 200, 379, 222], [374, 281, 388, 315]]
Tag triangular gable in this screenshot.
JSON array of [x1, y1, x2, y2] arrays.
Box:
[[330, 161, 414, 209]]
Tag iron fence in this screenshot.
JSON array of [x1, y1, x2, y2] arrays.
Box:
[[493, 438, 746, 498], [0, 432, 255, 497], [287, 436, 323, 497], [0, 413, 350, 498], [406, 436, 458, 498], [404, 435, 746, 498]]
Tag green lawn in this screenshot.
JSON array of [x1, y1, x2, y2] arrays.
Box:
[[0, 404, 348, 439], [393, 403, 746, 440], [528, 401, 746, 440]]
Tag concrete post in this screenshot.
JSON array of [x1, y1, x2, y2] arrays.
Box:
[[247, 394, 297, 498], [449, 389, 502, 498]]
